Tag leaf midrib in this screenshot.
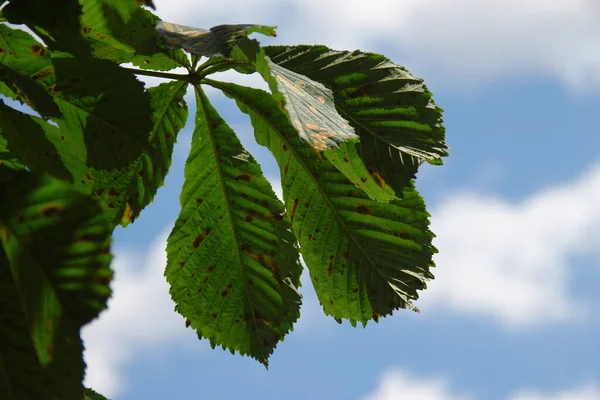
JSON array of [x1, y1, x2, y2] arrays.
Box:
[[195, 85, 266, 361]]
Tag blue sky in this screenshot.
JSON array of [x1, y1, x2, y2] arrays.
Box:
[[57, 0, 600, 399]]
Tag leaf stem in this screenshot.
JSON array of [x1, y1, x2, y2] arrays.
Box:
[[197, 60, 254, 79]]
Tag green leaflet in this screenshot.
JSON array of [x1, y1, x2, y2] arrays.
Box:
[[263, 45, 448, 194], [19, 80, 188, 226], [209, 81, 436, 325], [0, 64, 60, 118], [2, 0, 188, 70], [0, 101, 72, 180], [0, 133, 26, 171], [79, 0, 190, 70], [50, 57, 153, 169], [0, 170, 113, 399], [2, 0, 90, 56], [0, 24, 59, 117], [166, 85, 302, 365], [0, 247, 84, 400]]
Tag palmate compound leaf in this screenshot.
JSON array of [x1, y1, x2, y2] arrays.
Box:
[[262, 45, 448, 195], [156, 21, 276, 58], [206, 80, 437, 325], [165, 85, 302, 365], [0, 169, 113, 399]]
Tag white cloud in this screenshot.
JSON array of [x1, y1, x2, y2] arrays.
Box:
[[420, 162, 600, 328], [363, 369, 600, 400], [361, 369, 472, 400], [82, 226, 202, 397], [509, 382, 600, 400], [152, 0, 600, 91]]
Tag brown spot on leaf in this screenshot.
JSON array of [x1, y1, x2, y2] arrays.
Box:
[[211, 312, 218, 319], [282, 144, 288, 151], [349, 84, 373, 99], [179, 261, 185, 269], [207, 265, 216, 273], [196, 198, 203, 205], [372, 311, 380, 322], [352, 288, 359, 293], [265, 211, 284, 220], [326, 261, 333, 277], [342, 251, 349, 259], [265, 258, 277, 270], [245, 215, 254, 222], [290, 198, 299, 222], [40, 204, 62, 218], [220, 290, 229, 298], [235, 173, 252, 183], [355, 204, 371, 214], [360, 177, 367, 183], [241, 242, 252, 253], [343, 156, 350, 163], [370, 170, 385, 189], [82, 26, 91, 35], [185, 319, 191, 327]]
